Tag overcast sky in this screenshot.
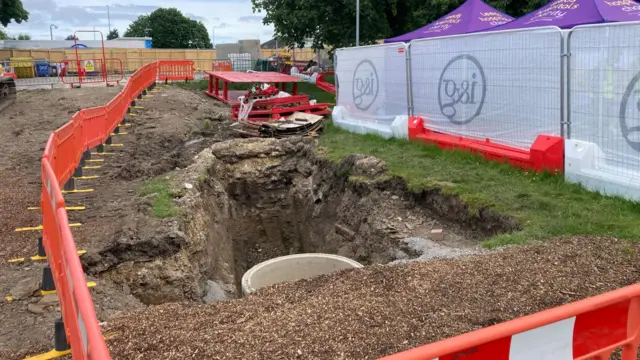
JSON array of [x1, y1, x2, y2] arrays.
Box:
[[4, 0, 275, 44]]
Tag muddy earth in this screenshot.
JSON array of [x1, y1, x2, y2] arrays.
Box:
[[79, 135, 516, 305], [0, 85, 233, 359]]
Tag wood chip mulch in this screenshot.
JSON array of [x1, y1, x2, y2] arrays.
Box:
[[105, 236, 640, 359]]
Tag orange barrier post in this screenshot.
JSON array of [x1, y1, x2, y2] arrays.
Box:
[[380, 283, 640, 360]]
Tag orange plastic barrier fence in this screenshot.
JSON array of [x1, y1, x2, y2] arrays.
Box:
[[380, 283, 640, 360], [212, 60, 232, 71], [157, 60, 195, 81], [39, 60, 192, 359]]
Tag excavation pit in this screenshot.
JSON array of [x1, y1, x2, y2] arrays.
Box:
[[86, 137, 518, 304]]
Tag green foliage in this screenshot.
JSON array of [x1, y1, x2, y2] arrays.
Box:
[[0, 29, 8, 40], [252, 0, 553, 51], [124, 8, 212, 49], [0, 0, 28, 27], [140, 177, 182, 218], [65, 35, 77, 40], [107, 29, 119, 40], [15, 33, 29, 40], [319, 121, 640, 246], [124, 14, 151, 37]]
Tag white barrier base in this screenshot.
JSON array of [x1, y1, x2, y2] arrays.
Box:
[[565, 139, 640, 202], [331, 106, 408, 139]]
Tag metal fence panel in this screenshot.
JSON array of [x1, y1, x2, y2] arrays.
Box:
[[333, 43, 410, 139], [565, 22, 640, 201], [410, 27, 562, 150]]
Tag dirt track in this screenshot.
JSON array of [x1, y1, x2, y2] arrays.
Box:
[[0, 86, 232, 359]]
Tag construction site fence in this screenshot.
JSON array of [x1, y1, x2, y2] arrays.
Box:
[[0, 48, 331, 71], [334, 21, 640, 203], [40, 60, 190, 360], [382, 282, 640, 360], [9, 58, 333, 89]]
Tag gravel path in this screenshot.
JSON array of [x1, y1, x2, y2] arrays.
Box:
[[105, 236, 640, 359]]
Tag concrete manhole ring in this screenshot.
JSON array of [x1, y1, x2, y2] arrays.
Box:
[[241, 253, 363, 295]]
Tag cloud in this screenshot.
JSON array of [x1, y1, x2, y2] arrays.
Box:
[[185, 13, 207, 23], [238, 15, 263, 23], [5, 0, 274, 43]]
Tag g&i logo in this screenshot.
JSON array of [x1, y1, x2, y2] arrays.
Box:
[[352, 59, 379, 111], [438, 55, 487, 125], [619, 71, 640, 152]]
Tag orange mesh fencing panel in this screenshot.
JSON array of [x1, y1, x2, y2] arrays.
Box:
[[380, 284, 640, 360], [213, 60, 232, 71], [52, 115, 83, 186], [80, 106, 107, 150], [157, 60, 194, 81], [41, 160, 111, 359], [105, 93, 128, 137]]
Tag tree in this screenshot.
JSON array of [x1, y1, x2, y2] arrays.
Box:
[[124, 14, 150, 37], [65, 35, 78, 40], [251, 0, 550, 51], [0, 0, 29, 27], [124, 8, 212, 48], [16, 33, 29, 40], [107, 28, 119, 40]]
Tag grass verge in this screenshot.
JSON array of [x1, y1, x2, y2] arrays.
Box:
[[319, 122, 640, 247], [140, 177, 182, 218]]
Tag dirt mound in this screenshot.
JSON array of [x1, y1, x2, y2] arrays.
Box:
[[104, 236, 640, 359], [85, 137, 507, 306], [112, 88, 232, 181]]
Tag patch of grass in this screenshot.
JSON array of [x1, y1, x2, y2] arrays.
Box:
[[140, 177, 181, 218], [319, 121, 640, 246]]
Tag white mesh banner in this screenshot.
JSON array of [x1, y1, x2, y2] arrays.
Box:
[[566, 23, 640, 201], [410, 27, 562, 150], [334, 43, 409, 138]]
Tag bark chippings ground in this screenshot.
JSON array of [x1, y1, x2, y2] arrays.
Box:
[[104, 236, 640, 360]]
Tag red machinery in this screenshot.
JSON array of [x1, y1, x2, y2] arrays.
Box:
[[204, 71, 331, 122]]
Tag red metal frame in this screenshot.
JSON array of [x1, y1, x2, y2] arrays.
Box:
[[204, 71, 302, 105], [232, 102, 332, 121], [60, 58, 124, 87]]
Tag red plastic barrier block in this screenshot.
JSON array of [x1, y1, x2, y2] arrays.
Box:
[[530, 134, 564, 174], [407, 116, 564, 174]]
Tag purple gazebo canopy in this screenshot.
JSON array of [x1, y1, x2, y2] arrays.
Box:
[[384, 0, 514, 43], [489, 0, 640, 31]]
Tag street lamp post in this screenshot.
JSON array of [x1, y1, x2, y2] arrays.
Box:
[[107, 5, 111, 33], [49, 24, 58, 40], [356, 0, 360, 46]]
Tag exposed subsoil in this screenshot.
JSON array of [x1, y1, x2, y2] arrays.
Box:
[[0, 85, 234, 359]]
